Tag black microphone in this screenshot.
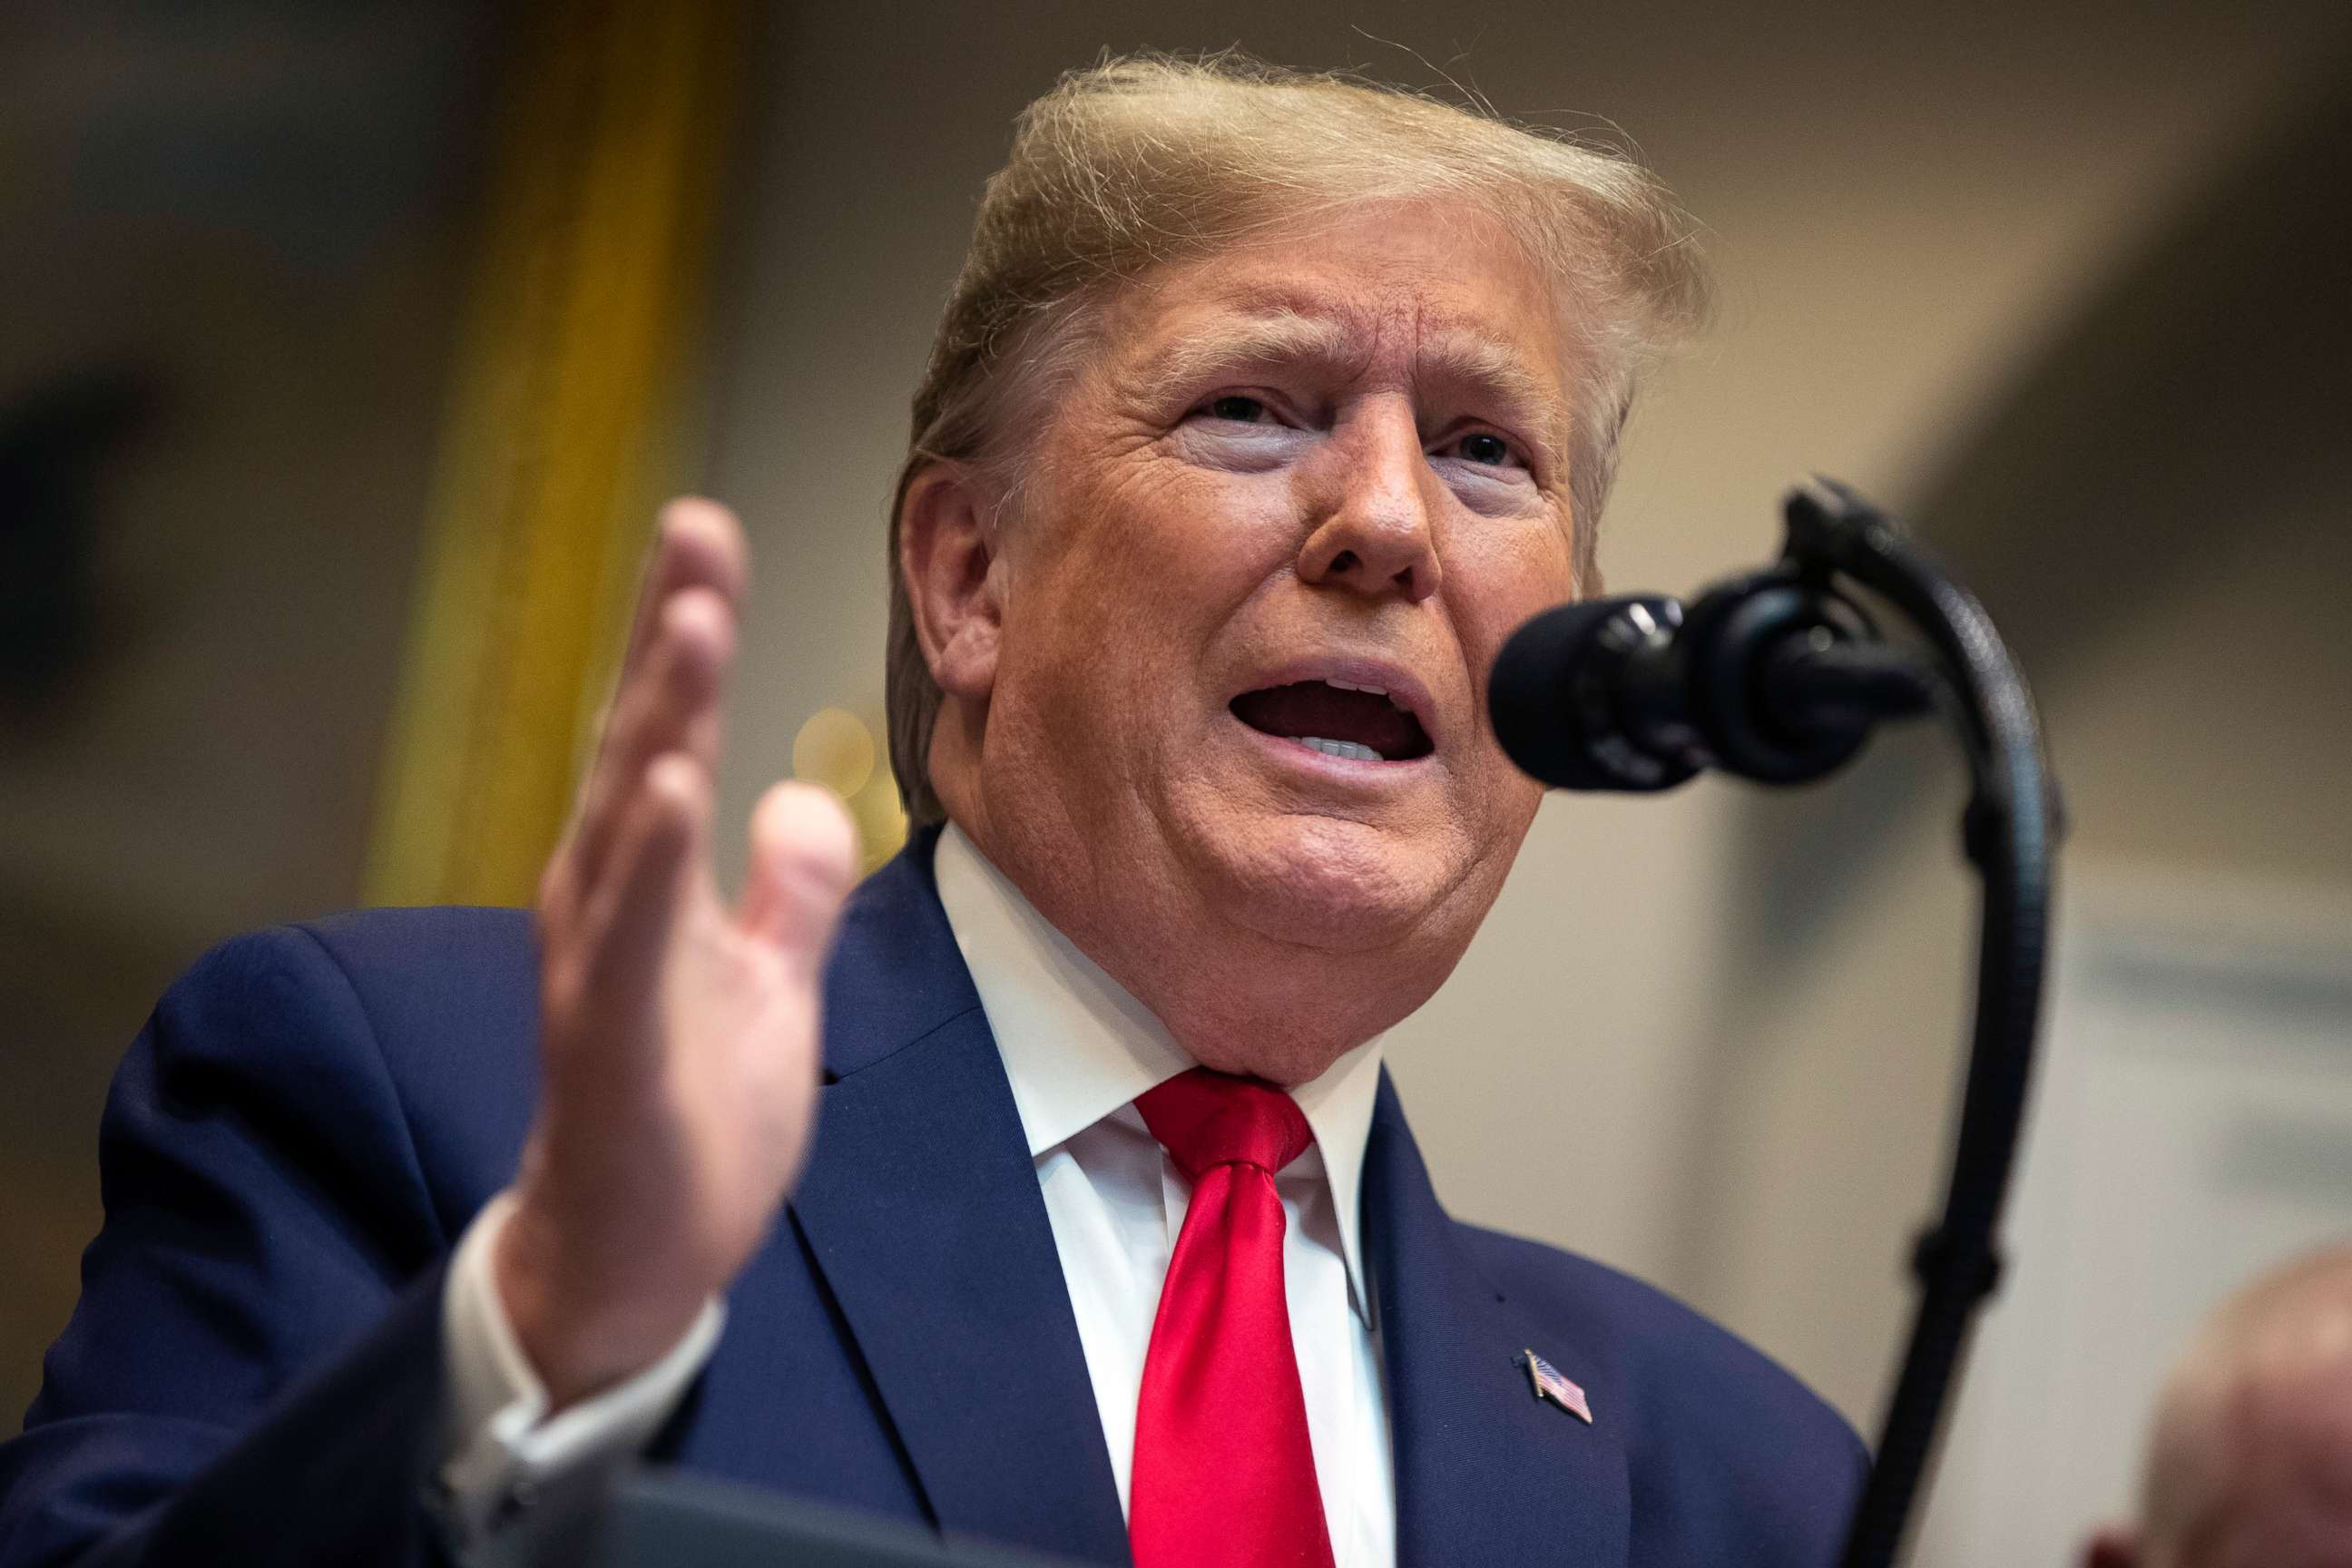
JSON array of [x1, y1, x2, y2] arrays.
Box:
[[1487, 573, 1940, 791]]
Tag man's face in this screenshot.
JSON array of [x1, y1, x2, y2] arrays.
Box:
[[976, 199, 1580, 967]]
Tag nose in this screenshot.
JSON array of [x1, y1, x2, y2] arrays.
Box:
[[1297, 398, 1442, 604]]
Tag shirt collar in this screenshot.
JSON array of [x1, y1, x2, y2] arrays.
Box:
[[932, 823, 1385, 1322]]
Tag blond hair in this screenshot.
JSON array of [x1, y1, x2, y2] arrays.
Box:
[[886, 52, 1709, 823]]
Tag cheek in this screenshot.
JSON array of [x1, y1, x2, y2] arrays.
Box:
[[1072, 462, 1298, 627], [1132, 459, 1301, 571], [1008, 464, 1288, 708], [1451, 527, 1577, 691], [1444, 524, 1574, 821]]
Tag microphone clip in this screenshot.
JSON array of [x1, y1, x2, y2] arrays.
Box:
[[1655, 562, 1934, 787]]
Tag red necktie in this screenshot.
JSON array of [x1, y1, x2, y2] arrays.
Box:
[[1129, 1068, 1337, 1568]]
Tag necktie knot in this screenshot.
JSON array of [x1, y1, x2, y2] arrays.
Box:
[[1135, 1067, 1313, 1180]]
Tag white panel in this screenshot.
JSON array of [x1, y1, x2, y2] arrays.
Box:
[[1914, 868, 2352, 1566]]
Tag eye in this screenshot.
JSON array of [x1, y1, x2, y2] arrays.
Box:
[[1197, 394, 1277, 425], [1443, 431, 1519, 467]]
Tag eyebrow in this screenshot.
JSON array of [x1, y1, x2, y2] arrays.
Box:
[[1146, 309, 1361, 393], [1415, 330, 1568, 460], [1141, 302, 1571, 469]]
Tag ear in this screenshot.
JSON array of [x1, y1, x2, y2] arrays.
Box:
[[2082, 1524, 2140, 1568], [897, 461, 1003, 702]]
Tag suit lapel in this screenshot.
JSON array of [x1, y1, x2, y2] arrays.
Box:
[[1366, 1073, 1630, 1568], [785, 836, 1132, 1565]]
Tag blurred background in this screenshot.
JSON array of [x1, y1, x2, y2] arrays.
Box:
[[4, 2, 2348, 1560]]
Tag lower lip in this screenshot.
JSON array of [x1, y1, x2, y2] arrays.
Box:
[[1230, 713, 1437, 784]]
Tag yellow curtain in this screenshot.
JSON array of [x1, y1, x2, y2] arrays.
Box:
[[366, 0, 744, 907]]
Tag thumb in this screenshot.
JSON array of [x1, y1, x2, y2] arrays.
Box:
[[737, 779, 859, 968]]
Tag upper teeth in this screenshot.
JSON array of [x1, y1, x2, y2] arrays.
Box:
[[1327, 680, 1390, 698], [1297, 737, 1382, 762]]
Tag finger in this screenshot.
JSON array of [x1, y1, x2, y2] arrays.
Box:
[[573, 499, 748, 821], [578, 751, 712, 1034], [569, 586, 735, 891], [736, 780, 858, 975], [618, 498, 749, 681]]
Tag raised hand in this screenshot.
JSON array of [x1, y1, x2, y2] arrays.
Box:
[[494, 498, 858, 1408]]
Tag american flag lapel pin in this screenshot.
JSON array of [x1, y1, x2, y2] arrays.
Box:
[[1520, 1349, 1593, 1425]]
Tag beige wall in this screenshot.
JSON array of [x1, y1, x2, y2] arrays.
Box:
[[697, 0, 2352, 1446]]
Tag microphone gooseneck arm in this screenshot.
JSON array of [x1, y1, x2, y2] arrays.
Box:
[[1786, 479, 2058, 1568], [1489, 479, 2059, 1568]]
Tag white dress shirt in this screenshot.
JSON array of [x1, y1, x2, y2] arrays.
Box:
[[932, 826, 1396, 1566], [436, 823, 1396, 1567]]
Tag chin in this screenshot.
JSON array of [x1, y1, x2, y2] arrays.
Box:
[[1204, 809, 1465, 954]]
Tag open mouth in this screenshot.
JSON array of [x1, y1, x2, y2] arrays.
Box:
[[1229, 679, 1435, 763]]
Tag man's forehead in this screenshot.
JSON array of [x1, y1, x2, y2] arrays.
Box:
[[1140, 269, 1559, 365]]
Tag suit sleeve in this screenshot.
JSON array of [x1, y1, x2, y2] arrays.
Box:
[[0, 925, 460, 1568]]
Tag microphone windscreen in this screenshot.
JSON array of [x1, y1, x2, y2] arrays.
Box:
[[1487, 599, 1638, 790]]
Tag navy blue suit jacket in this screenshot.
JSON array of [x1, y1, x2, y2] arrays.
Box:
[[0, 831, 1864, 1566]]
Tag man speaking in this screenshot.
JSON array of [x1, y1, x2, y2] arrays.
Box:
[[0, 54, 1864, 1568]]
